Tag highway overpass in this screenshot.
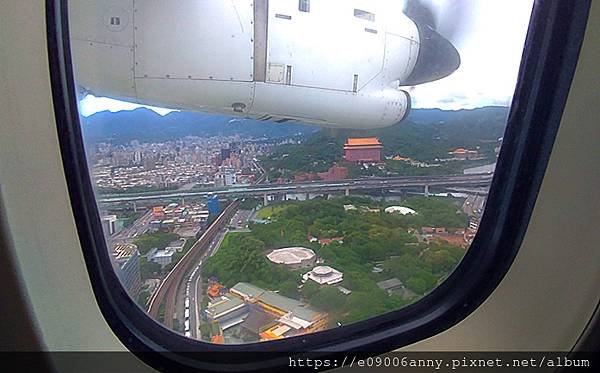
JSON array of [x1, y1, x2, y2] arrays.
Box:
[[98, 174, 493, 203]]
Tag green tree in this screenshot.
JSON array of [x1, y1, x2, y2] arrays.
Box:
[[405, 272, 437, 295], [301, 281, 319, 299], [307, 286, 347, 312], [279, 280, 299, 298], [342, 290, 388, 324], [133, 232, 180, 255], [139, 258, 162, 281]]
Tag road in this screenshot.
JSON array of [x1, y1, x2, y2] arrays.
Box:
[[110, 209, 153, 244], [183, 261, 202, 339], [462, 194, 487, 217], [98, 174, 494, 203], [183, 206, 252, 339], [228, 209, 253, 230], [186, 227, 229, 339], [146, 164, 266, 333], [252, 159, 267, 184], [147, 201, 240, 328]]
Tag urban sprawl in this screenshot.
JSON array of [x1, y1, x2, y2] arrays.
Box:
[[95, 134, 490, 344]]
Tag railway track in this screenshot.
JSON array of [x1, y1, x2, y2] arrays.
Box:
[[147, 200, 240, 328]]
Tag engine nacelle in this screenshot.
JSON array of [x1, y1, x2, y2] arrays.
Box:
[[69, 0, 454, 129]]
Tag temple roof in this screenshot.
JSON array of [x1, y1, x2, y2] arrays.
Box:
[[345, 137, 382, 146]]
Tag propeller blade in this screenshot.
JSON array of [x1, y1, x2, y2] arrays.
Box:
[[402, 0, 463, 86]]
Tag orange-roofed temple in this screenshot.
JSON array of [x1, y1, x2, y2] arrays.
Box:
[[343, 137, 383, 162]]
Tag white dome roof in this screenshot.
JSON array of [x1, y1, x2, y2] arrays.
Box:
[[267, 247, 316, 265], [384, 206, 417, 215]]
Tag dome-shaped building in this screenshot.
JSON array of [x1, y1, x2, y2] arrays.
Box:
[[266, 247, 316, 269], [384, 206, 417, 215], [304, 265, 343, 285]]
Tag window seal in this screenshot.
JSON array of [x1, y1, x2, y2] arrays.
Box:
[[46, 0, 591, 371]]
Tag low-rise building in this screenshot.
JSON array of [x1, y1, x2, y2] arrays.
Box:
[[266, 247, 316, 269], [420, 227, 468, 248], [303, 266, 343, 285], [448, 148, 479, 160], [230, 282, 327, 339], [166, 238, 187, 252], [294, 172, 318, 182], [337, 286, 352, 295], [359, 206, 380, 213], [377, 278, 415, 300], [377, 278, 404, 294], [205, 295, 249, 330], [148, 248, 176, 267], [317, 165, 348, 181], [239, 307, 276, 340], [207, 282, 227, 299], [317, 237, 344, 246]]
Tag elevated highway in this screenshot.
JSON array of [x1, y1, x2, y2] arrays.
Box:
[[99, 173, 493, 203]]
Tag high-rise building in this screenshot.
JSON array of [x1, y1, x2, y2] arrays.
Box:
[[133, 150, 143, 164], [112, 243, 141, 298], [101, 214, 118, 235], [215, 166, 236, 187], [220, 148, 231, 161], [143, 155, 156, 170], [207, 194, 220, 215], [111, 151, 132, 167]]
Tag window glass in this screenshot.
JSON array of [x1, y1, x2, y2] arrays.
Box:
[[70, 0, 533, 344]]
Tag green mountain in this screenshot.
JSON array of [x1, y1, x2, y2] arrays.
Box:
[[80, 108, 319, 144], [262, 106, 509, 177]]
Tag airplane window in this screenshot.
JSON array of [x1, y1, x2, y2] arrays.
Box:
[[65, 0, 534, 345], [48, 0, 594, 367], [299, 0, 310, 13]]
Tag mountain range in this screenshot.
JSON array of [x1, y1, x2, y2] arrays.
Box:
[[80, 106, 510, 146], [80, 109, 319, 144]]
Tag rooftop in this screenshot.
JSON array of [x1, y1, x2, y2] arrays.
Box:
[[205, 295, 246, 319], [449, 148, 477, 154], [149, 248, 176, 259], [230, 282, 266, 300], [312, 266, 334, 276], [345, 137, 382, 146], [240, 307, 275, 334], [377, 278, 404, 291], [267, 247, 316, 265], [167, 238, 187, 250], [384, 206, 417, 215], [304, 266, 344, 285], [113, 243, 138, 260], [230, 283, 320, 323]]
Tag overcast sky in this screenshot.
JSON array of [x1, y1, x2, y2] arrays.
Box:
[[79, 0, 534, 116], [410, 0, 534, 109]]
